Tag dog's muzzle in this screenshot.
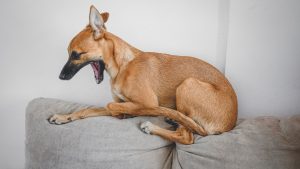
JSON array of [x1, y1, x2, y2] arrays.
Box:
[[59, 60, 87, 80], [59, 59, 105, 84]]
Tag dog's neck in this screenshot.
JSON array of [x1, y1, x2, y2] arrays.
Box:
[[103, 32, 141, 79]]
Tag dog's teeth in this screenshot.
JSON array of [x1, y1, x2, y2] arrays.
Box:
[[95, 78, 100, 84]]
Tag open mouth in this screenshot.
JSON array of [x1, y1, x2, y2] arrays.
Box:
[[59, 59, 105, 84], [90, 60, 105, 84]]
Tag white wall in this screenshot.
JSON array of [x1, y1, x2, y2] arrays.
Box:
[[225, 0, 300, 118], [2, 0, 300, 168], [0, 0, 224, 168]]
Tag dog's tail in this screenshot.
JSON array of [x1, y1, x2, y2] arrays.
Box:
[[135, 107, 207, 136]]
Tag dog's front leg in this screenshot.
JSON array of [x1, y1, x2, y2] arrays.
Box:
[[106, 102, 146, 116], [48, 107, 111, 125], [106, 102, 167, 118]]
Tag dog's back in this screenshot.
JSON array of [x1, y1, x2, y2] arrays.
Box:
[[121, 52, 236, 107]]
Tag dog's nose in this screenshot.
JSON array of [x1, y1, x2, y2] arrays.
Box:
[[59, 73, 66, 80]]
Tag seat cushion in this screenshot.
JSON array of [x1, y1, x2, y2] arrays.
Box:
[[26, 98, 300, 169], [172, 116, 300, 169], [25, 98, 173, 169]]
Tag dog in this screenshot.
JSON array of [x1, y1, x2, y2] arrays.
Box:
[[48, 5, 237, 144]]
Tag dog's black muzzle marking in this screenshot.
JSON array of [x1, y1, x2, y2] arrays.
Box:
[[59, 58, 105, 84], [59, 59, 90, 80]]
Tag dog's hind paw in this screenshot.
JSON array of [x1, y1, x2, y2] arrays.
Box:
[[48, 114, 71, 125], [140, 121, 155, 134]]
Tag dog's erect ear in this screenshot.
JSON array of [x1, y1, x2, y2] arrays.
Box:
[[89, 5, 109, 39]]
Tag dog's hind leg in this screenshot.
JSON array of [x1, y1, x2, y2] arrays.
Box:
[[107, 102, 207, 136], [48, 107, 111, 125], [140, 122, 194, 144], [175, 77, 237, 135]]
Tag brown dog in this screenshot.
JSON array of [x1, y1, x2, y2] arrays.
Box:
[[48, 5, 237, 144]]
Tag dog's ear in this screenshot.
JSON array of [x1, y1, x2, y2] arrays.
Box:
[[101, 12, 109, 23], [89, 5, 108, 39]]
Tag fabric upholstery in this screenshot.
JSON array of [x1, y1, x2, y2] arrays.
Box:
[[25, 98, 300, 169]]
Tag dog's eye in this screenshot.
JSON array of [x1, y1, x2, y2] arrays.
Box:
[[70, 51, 86, 60]]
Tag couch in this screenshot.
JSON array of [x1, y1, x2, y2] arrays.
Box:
[[25, 98, 300, 169]]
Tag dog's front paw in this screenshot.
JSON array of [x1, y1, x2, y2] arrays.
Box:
[[48, 114, 71, 125], [140, 121, 155, 134]]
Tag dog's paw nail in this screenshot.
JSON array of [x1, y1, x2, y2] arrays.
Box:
[[140, 121, 153, 134]]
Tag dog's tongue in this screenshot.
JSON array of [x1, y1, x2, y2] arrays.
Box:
[[91, 62, 100, 82], [90, 60, 105, 84]]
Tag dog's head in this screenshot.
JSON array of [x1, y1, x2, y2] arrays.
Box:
[[59, 6, 110, 84]]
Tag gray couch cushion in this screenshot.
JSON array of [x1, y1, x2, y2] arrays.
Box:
[[25, 98, 173, 169], [173, 116, 300, 169], [26, 98, 300, 169]]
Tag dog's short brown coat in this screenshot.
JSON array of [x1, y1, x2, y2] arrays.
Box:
[[49, 6, 237, 144]]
